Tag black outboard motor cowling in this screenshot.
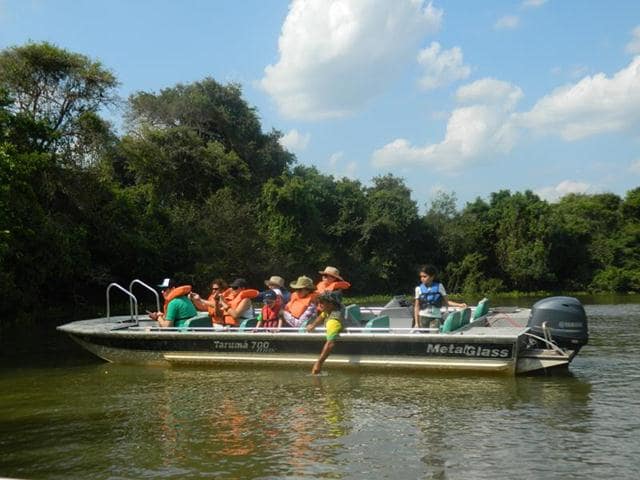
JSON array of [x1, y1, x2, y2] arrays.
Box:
[[527, 296, 588, 352]]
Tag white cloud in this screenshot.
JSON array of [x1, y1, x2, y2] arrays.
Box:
[[328, 151, 357, 178], [260, 0, 442, 120], [522, 0, 547, 8], [630, 159, 640, 174], [626, 26, 640, 54], [494, 15, 519, 30], [417, 42, 471, 90], [536, 180, 591, 202], [372, 58, 640, 172], [328, 151, 344, 166], [517, 57, 640, 140], [456, 78, 523, 108], [279, 129, 311, 152], [372, 78, 522, 171]]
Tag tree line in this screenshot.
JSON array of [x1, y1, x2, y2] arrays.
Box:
[[1, 42, 639, 320]]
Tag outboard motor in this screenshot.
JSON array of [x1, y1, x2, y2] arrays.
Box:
[[527, 296, 588, 352]]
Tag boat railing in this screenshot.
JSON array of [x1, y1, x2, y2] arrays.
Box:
[[523, 328, 567, 356], [129, 279, 161, 314], [125, 325, 440, 334], [106, 282, 139, 323]]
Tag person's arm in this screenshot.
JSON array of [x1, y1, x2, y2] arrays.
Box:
[[306, 313, 324, 332], [222, 298, 251, 320], [191, 293, 215, 308], [156, 312, 173, 327], [157, 301, 177, 328], [443, 296, 467, 309], [413, 299, 420, 328]]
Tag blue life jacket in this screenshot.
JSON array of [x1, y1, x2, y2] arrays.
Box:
[[418, 282, 443, 309]]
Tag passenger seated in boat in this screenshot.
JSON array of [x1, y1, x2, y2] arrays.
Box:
[[413, 264, 466, 331], [316, 266, 351, 316], [255, 289, 282, 330], [190, 278, 229, 326], [217, 278, 257, 327], [149, 278, 198, 328], [280, 276, 317, 328], [263, 275, 290, 304], [307, 291, 344, 374], [316, 266, 351, 296]]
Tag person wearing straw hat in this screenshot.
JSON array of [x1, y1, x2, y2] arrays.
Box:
[[280, 275, 317, 328], [316, 266, 351, 294], [264, 275, 290, 303], [307, 291, 344, 374]]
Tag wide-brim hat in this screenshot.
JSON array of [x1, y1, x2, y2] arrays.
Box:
[[264, 275, 285, 288], [318, 266, 343, 281], [289, 275, 314, 290]]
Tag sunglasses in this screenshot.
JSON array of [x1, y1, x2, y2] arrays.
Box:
[[211, 286, 219, 290]]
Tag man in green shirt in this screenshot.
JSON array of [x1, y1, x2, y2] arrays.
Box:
[[149, 278, 198, 327]]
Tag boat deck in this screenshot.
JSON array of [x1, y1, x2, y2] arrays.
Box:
[[58, 315, 529, 340]]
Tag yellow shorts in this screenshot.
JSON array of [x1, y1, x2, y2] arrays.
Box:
[[325, 318, 342, 341]]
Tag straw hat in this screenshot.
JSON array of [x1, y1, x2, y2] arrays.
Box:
[[289, 275, 314, 290], [264, 275, 285, 288], [318, 266, 343, 281]]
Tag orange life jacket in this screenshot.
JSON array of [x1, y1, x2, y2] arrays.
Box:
[[223, 289, 259, 326], [163, 285, 192, 314], [206, 288, 235, 325], [285, 291, 315, 318], [316, 280, 351, 293]]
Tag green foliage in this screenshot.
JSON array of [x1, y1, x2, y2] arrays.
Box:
[[0, 41, 118, 164], [125, 78, 293, 196], [2, 41, 640, 322]]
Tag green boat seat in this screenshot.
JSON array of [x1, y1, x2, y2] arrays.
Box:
[[345, 304, 362, 325], [239, 317, 258, 331], [364, 315, 390, 332], [178, 313, 212, 329], [460, 307, 472, 327], [440, 310, 462, 333], [473, 298, 489, 320]]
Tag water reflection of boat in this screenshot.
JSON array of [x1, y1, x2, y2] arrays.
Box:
[[57, 281, 588, 375]]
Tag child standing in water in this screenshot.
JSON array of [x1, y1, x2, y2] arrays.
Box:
[[307, 291, 344, 374]]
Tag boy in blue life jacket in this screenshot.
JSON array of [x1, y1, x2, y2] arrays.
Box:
[[413, 264, 466, 331]]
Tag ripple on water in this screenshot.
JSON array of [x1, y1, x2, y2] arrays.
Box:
[[1, 306, 640, 479]]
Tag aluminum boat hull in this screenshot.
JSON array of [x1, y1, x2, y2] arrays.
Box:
[[58, 312, 575, 375]]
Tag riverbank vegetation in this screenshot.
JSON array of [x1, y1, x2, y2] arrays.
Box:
[[1, 42, 639, 320]]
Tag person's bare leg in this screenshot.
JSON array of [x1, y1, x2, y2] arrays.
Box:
[[311, 340, 335, 374]]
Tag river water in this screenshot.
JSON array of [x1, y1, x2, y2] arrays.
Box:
[[1, 301, 639, 479]]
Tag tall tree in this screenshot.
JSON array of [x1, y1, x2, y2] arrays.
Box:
[[362, 174, 423, 292], [124, 78, 293, 200], [0, 41, 118, 165]]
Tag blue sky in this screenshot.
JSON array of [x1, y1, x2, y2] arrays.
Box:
[[2, 0, 640, 209]]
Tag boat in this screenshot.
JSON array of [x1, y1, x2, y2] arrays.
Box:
[[57, 280, 589, 375]]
